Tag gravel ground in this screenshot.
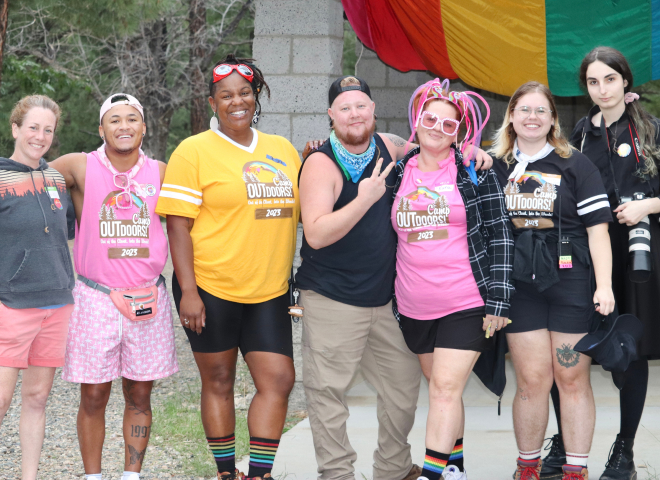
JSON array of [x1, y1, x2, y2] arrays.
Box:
[[0, 241, 258, 480]]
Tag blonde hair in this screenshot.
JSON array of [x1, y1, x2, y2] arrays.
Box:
[[490, 82, 573, 164], [10, 95, 61, 129], [340, 76, 361, 88]]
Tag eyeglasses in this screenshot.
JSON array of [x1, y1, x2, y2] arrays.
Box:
[[212, 64, 254, 84], [513, 106, 552, 118], [418, 111, 461, 136], [113, 173, 135, 209]]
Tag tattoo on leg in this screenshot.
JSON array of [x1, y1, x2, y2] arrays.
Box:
[[556, 343, 580, 368], [123, 380, 152, 416], [128, 444, 146, 465], [130, 424, 152, 438], [519, 388, 528, 401]]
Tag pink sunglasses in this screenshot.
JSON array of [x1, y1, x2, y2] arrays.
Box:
[[418, 111, 460, 136]]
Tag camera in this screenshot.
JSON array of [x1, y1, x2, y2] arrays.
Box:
[[620, 192, 652, 283]]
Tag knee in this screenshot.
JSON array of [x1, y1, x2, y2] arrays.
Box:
[[554, 369, 590, 395], [261, 369, 295, 398], [80, 386, 111, 414], [123, 381, 153, 411], [202, 366, 236, 396], [21, 387, 51, 412], [516, 368, 554, 397], [428, 378, 463, 406], [0, 393, 13, 416]]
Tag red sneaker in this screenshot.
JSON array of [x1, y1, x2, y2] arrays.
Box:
[[514, 458, 542, 480], [561, 465, 588, 480]]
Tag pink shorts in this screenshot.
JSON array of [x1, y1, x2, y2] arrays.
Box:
[[0, 303, 74, 369], [62, 279, 179, 384]]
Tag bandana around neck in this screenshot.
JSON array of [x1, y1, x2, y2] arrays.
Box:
[[508, 140, 555, 182], [329, 130, 377, 183]]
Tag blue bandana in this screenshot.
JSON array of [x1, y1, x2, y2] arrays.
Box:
[[329, 131, 377, 183]]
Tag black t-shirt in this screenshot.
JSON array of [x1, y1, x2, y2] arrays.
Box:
[[493, 150, 613, 234], [569, 106, 660, 205]]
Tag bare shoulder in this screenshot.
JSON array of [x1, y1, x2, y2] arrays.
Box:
[[50, 152, 87, 172], [300, 151, 340, 181], [380, 133, 407, 147]]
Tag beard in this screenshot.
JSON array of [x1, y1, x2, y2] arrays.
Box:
[[334, 117, 376, 149]]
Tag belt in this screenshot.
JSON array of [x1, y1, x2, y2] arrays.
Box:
[[77, 274, 164, 294]]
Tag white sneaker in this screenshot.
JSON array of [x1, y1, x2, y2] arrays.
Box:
[[442, 465, 467, 480], [416, 477, 430, 480]]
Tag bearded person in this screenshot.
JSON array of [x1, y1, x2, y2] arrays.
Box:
[[296, 76, 422, 480]]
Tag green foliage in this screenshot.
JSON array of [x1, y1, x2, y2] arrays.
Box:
[[151, 384, 249, 477], [0, 56, 100, 159], [343, 20, 358, 76]]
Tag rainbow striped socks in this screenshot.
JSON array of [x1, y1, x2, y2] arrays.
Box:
[[207, 433, 235, 474], [447, 437, 464, 471], [421, 448, 450, 480], [247, 436, 280, 478]]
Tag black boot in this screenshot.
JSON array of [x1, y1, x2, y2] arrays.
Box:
[[599, 435, 637, 480], [540, 434, 566, 480]]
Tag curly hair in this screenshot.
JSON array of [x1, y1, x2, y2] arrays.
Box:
[[209, 53, 271, 121]]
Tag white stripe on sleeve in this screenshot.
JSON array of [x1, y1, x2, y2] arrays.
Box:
[[159, 190, 202, 206], [577, 194, 608, 207], [577, 201, 610, 216], [162, 183, 202, 197]]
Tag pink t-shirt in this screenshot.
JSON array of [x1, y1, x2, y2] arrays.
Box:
[[391, 152, 483, 320], [73, 150, 168, 288]]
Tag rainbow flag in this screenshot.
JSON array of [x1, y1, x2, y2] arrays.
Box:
[[343, 0, 660, 96]]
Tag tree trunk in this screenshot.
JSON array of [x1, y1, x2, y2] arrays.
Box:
[[189, 0, 208, 135], [0, 0, 9, 86]]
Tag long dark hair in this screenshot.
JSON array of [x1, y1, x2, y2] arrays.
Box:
[[579, 46, 660, 176], [209, 53, 271, 120]]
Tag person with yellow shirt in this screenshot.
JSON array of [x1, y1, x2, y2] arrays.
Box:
[[155, 54, 300, 480]]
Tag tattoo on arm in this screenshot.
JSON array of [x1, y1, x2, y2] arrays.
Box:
[[556, 343, 581, 368], [381, 133, 407, 147], [123, 380, 152, 416], [128, 445, 147, 465]]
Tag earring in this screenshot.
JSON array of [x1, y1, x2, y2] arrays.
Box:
[[252, 110, 260, 125], [101, 136, 104, 140], [210, 111, 219, 131], [142, 133, 145, 137]]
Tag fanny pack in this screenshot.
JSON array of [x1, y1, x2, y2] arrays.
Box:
[[78, 274, 165, 321]]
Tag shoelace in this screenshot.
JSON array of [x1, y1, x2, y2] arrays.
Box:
[[562, 473, 585, 480], [544, 434, 563, 457], [604, 440, 625, 469], [518, 466, 540, 480]]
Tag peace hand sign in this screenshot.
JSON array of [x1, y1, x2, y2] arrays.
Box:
[[357, 158, 395, 206]]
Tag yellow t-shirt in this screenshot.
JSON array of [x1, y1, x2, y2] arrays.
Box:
[[156, 128, 301, 303]]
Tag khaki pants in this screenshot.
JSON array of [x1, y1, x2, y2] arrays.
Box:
[[300, 290, 422, 480]]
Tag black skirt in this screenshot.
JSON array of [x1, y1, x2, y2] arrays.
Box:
[[610, 213, 660, 357]]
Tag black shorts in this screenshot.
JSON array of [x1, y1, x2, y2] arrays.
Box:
[[172, 274, 293, 357], [399, 306, 491, 354], [507, 262, 593, 334]]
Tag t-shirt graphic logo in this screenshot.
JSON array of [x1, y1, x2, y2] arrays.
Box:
[[242, 161, 294, 199], [396, 187, 450, 229], [504, 171, 560, 229], [98, 192, 151, 259]]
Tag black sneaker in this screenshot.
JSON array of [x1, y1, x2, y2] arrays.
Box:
[[540, 434, 566, 480], [599, 435, 637, 480]]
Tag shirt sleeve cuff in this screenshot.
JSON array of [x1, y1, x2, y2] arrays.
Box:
[[486, 298, 510, 318]]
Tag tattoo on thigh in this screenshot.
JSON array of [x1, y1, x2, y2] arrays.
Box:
[[128, 445, 147, 465], [123, 380, 152, 416], [518, 388, 528, 401], [556, 343, 581, 368]]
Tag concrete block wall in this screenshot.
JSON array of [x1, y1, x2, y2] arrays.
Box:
[[253, 0, 344, 152]]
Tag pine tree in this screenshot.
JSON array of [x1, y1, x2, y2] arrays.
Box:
[[99, 205, 107, 220]]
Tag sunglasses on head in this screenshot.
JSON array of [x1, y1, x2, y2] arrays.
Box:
[[212, 64, 254, 84]]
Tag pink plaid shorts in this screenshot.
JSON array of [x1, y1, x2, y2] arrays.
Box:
[[62, 279, 179, 384]]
